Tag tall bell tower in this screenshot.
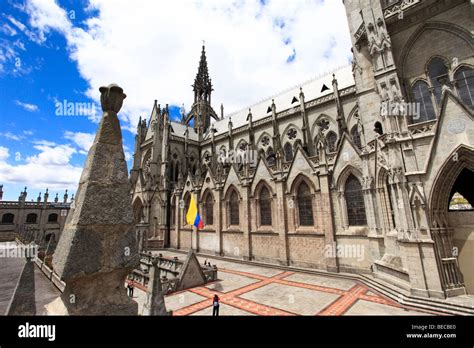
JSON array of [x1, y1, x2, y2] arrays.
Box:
[[185, 45, 219, 140]]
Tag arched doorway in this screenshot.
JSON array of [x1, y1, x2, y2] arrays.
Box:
[[448, 168, 474, 295], [430, 146, 474, 295]]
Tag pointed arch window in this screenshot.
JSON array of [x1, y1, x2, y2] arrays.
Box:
[[454, 66, 474, 110], [229, 190, 240, 226], [345, 174, 367, 226], [428, 57, 449, 105], [170, 198, 176, 226], [350, 126, 362, 150], [219, 147, 227, 162], [326, 131, 337, 153], [204, 192, 214, 225], [259, 186, 272, 226], [412, 80, 436, 123], [184, 194, 191, 225], [174, 161, 180, 182], [266, 147, 276, 166], [297, 181, 314, 226], [386, 176, 395, 228], [284, 143, 293, 162], [133, 199, 144, 223]]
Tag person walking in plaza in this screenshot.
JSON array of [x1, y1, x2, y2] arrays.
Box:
[[127, 281, 134, 298], [212, 294, 220, 316]]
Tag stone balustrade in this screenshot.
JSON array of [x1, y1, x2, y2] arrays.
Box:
[[129, 252, 218, 295]]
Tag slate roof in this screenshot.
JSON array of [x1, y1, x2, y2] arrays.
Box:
[[206, 64, 354, 137]]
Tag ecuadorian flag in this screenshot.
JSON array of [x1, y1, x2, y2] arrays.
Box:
[[186, 195, 204, 229]]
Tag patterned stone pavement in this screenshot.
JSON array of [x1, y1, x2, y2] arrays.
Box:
[[132, 251, 438, 316]]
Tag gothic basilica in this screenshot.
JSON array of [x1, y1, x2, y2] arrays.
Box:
[[130, 0, 474, 298]]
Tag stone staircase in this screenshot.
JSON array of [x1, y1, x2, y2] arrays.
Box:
[[146, 238, 164, 250], [358, 273, 474, 316]]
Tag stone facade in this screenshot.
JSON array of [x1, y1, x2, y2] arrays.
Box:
[[0, 186, 71, 243], [131, 0, 474, 298]]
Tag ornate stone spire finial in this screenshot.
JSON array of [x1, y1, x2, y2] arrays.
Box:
[[46, 83, 138, 315], [99, 83, 126, 113], [247, 108, 253, 123], [180, 103, 186, 123]]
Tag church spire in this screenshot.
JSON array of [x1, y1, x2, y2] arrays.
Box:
[[186, 44, 219, 140], [193, 45, 213, 104]]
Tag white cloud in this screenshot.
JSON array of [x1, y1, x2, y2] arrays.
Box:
[[6, 14, 45, 44], [0, 131, 131, 191], [63, 130, 132, 160], [0, 143, 82, 190], [0, 132, 24, 141], [32, 139, 56, 147], [27, 143, 76, 165], [0, 146, 9, 160], [123, 144, 132, 161], [64, 130, 95, 154], [15, 100, 39, 112], [20, 0, 352, 132], [1, 23, 17, 36]]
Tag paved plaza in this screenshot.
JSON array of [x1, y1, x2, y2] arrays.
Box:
[[132, 251, 438, 316]]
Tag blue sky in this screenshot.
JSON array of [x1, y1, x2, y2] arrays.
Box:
[[0, 0, 104, 201], [0, 0, 351, 201]]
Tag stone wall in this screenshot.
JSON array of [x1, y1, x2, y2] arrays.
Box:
[[335, 236, 373, 273], [250, 233, 281, 264], [288, 235, 326, 269], [198, 231, 217, 253], [0, 203, 69, 243], [222, 232, 244, 258], [179, 230, 192, 249]]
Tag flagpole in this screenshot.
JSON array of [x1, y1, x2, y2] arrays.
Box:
[[193, 191, 197, 252], [191, 191, 194, 252]]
